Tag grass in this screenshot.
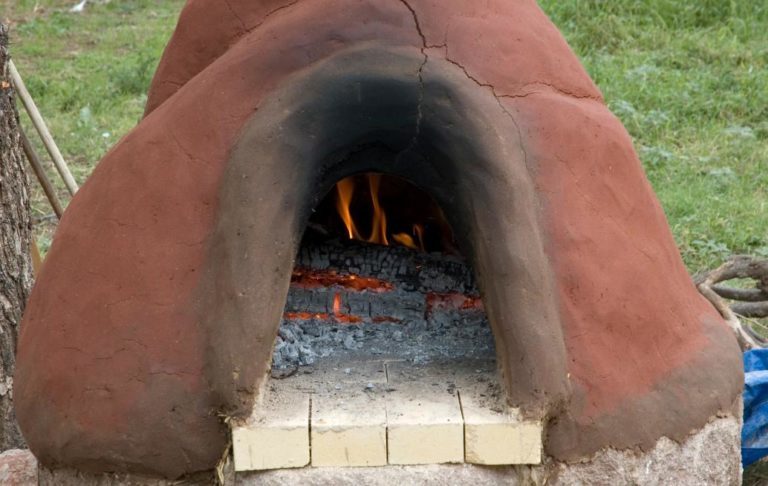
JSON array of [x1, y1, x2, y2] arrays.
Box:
[[1, 0, 184, 251], [539, 0, 768, 273], [2, 0, 766, 271]]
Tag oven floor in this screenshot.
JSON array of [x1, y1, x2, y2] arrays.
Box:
[[231, 359, 542, 471]]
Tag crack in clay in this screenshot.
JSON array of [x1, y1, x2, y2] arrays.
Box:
[[93, 348, 132, 361], [405, 54, 427, 153], [148, 370, 196, 378], [62, 346, 86, 355], [221, 0, 247, 31], [397, 0, 427, 47], [122, 338, 148, 350], [512, 81, 603, 102], [440, 48, 532, 174], [440, 45, 600, 103], [397, 0, 428, 158], [167, 125, 213, 168], [242, 0, 300, 37]]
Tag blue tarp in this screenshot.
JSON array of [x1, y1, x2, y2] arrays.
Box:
[[742, 349, 768, 467]]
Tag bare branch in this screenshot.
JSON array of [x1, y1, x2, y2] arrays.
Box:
[[712, 285, 768, 302], [733, 302, 768, 319], [696, 256, 768, 350]]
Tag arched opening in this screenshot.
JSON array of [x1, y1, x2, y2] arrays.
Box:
[[200, 48, 568, 425], [270, 172, 494, 371]]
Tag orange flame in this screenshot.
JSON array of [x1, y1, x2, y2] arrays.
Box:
[[413, 224, 425, 251], [335, 174, 428, 251], [336, 177, 361, 240], [366, 174, 388, 245], [393, 224, 426, 252], [392, 232, 417, 249], [332, 292, 342, 316]]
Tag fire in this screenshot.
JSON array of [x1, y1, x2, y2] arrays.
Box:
[[391, 233, 416, 249], [332, 292, 342, 316], [425, 292, 484, 315], [291, 268, 393, 292], [335, 177, 362, 240], [393, 224, 425, 252], [366, 174, 388, 245], [335, 174, 427, 251]]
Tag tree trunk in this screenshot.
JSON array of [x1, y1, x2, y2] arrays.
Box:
[[0, 23, 32, 450]]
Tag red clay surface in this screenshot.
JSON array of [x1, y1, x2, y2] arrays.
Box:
[[14, 0, 742, 478]]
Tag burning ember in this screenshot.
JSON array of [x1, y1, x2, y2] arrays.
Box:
[[274, 239, 491, 371], [285, 265, 483, 325], [291, 268, 393, 292]]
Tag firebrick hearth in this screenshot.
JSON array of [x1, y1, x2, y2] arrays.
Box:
[[15, 0, 742, 483]]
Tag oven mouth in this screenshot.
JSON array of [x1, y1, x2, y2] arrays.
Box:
[[270, 171, 493, 372], [199, 47, 569, 423]]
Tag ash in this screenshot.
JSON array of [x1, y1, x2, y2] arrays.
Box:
[[271, 240, 495, 370], [272, 312, 494, 369]]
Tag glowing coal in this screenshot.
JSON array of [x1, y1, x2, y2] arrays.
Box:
[[271, 240, 492, 370]]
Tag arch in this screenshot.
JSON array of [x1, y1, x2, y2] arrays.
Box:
[[198, 46, 569, 418]]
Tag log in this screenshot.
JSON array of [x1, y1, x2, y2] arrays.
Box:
[[295, 239, 477, 294]]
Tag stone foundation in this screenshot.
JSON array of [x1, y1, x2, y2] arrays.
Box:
[[550, 414, 741, 485], [0, 449, 38, 485], [33, 412, 740, 485]]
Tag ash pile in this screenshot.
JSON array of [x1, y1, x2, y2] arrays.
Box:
[[271, 240, 494, 370]]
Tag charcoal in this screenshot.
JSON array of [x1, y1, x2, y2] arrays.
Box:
[[271, 240, 494, 369]]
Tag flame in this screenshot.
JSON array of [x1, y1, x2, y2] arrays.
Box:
[[332, 292, 342, 316], [413, 224, 425, 251], [393, 224, 426, 252], [392, 233, 417, 249], [335, 174, 429, 251], [336, 177, 361, 240], [366, 174, 388, 245]]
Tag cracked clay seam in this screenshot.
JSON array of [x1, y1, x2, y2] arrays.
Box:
[[440, 50, 533, 174], [397, 0, 428, 158], [397, 0, 533, 174]]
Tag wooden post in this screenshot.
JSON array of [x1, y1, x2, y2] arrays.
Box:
[[8, 59, 79, 196], [20, 127, 64, 219]]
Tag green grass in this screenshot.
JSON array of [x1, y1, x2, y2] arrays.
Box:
[[539, 0, 768, 272], [1, 0, 184, 251], [2, 0, 767, 272]]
